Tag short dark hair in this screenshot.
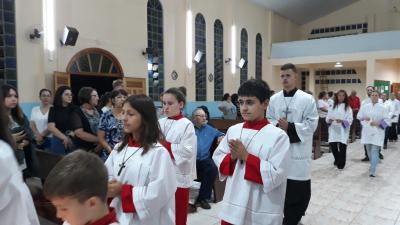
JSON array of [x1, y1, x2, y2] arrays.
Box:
[[43, 150, 108, 203], [328, 91, 334, 98], [78, 87, 95, 105], [53, 86, 72, 108], [164, 87, 186, 106], [280, 63, 297, 73], [98, 91, 112, 110], [111, 89, 128, 100], [238, 79, 271, 103], [39, 88, 52, 96], [223, 93, 230, 101], [319, 91, 327, 99], [118, 95, 163, 154]]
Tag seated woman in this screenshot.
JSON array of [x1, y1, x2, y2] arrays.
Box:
[[71, 87, 101, 153], [30, 88, 52, 150], [47, 86, 77, 155], [98, 89, 128, 160], [2, 84, 39, 178]]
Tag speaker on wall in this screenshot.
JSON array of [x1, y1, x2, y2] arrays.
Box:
[[61, 26, 79, 46]]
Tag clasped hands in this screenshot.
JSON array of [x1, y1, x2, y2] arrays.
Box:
[[362, 117, 380, 127], [228, 139, 248, 162]]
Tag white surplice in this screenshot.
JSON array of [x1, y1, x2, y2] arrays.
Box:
[[0, 140, 40, 225], [326, 103, 353, 144], [357, 103, 390, 147], [105, 143, 177, 225], [212, 120, 290, 225], [266, 90, 319, 180], [158, 117, 197, 188]]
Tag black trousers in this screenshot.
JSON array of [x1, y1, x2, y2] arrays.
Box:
[[196, 158, 218, 201], [330, 142, 347, 169], [388, 123, 398, 141], [283, 179, 311, 225]]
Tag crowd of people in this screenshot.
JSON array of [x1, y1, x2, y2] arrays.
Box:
[[1, 63, 400, 225]]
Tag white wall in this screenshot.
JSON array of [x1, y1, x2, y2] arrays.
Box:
[[299, 0, 400, 39], [375, 59, 400, 83], [15, 0, 274, 103]]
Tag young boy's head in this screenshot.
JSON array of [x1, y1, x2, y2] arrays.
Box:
[[237, 79, 271, 122], [43, 150, 108, 225]]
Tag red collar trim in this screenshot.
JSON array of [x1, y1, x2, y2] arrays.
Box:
[[89, 208, 118, 225], [168, 112, 184, 120], [128, 138, 141, 147], [243, 118, 269, 130]]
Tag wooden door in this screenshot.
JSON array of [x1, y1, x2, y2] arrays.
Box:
[[123, 77, 146, 95], [54, 72, 71, 90]]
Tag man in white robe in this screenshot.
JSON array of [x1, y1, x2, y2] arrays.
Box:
[[266, 63, 318, 225], [213, 79, 290, 225]]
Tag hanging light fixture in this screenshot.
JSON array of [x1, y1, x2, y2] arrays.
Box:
[[334, 62, 343, 68]]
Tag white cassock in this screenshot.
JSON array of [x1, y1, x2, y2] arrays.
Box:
[[105, 143, 177, 225], [357, 103, 390, 147], [212, 119, 290, 225], [266, 90, 319, 180], [326, 104, 353, 144], [0, 140, 40, 225], [385, 99, 399, 124], [158, 116, 197, 187]]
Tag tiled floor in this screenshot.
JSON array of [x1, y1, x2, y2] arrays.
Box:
[[188, 140, 400, 225]]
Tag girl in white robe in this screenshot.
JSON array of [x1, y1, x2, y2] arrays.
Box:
[[326, 90, 353, 169], [105, 95, 177, 225], [158, 88, 197, 225], [357, 91, 390, 177]]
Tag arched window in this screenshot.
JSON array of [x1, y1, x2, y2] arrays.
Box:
[[195, 13, 206, 101], [147, 0, 164, 100], [240, 28, 248, 85], [255, 33, 262, 80], [67, 48, 123, 75], [214, 19, 223, 101], [0, 0, 17, 87]]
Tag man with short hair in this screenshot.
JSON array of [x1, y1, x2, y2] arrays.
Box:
[[267, 63, 319, 225], [192, 108, 224, 210]]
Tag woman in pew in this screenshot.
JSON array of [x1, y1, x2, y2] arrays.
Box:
[[98, 89, 128, 160], [326, 90, 353, 169], [30, 88, 52, 150], [0, 85, 40, 225], [48, 86, 77, 155], [2, 84, 39, 178]]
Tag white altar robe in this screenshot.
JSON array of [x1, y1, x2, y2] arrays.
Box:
[[357, 103, 390, 147], [326, 103, 353, 144], [0, 140, 40, 225], [105, 143, 177, 225], [159, 116, 197, 188], [212, 120, 290, 225], [266, 89, 319, 180]]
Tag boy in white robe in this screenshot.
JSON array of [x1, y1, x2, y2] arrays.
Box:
[[44, 150, 119, 225], [266, 63, 318, 225], [213, 79, 290, 225], [105, 95, 177, 225]]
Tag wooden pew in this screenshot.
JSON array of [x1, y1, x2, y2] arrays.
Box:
[[33, 150, 63, 225], [209, 119, 243, 133]]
